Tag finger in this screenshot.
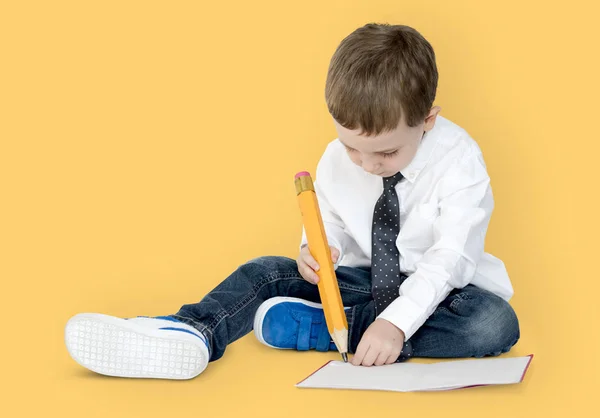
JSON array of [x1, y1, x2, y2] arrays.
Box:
[[374, 349, 391, 366], [310, 269, 320, 284], [330, 247, 340, 262], [361, 345, 379, 367], [304, 267, 320, 284], [302, 252, 320, 272], [297, 260, 319, 284], [351, 339, 369, 366], [385, 349, 402, 365]]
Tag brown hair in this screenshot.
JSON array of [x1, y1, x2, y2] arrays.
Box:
[[325, 23, 438, 136]]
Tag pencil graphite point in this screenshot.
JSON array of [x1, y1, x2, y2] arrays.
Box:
[[342, 353, 348, 363]]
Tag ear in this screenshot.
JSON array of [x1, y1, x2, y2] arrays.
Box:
[[424, 106, 441, 132]]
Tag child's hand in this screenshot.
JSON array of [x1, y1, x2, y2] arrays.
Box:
[[296, 244, 340, 285], [351, 319, 405, 366]]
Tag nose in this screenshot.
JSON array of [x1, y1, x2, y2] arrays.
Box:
[[361, 157, 382, 174]]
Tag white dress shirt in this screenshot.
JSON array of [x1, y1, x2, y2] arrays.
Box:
[[300, 115, 514, 341]]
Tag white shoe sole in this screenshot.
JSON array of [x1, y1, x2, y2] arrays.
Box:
[[65, 313, 209, 380], [252, 297, 325, 349]]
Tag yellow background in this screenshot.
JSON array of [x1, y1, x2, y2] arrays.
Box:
[[2, 0, 598, 417]]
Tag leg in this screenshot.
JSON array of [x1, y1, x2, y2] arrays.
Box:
[[169, 256, 374, 361], [251, 264, 419, 358], [252, 269, 518, 361], [341, 284, 519, 360], [65, 254, 372, 380], [408, 284, 521, 358], [342, 298, 413, 359]]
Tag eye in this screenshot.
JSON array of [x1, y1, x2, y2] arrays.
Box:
[[382, 150, 399, 158], [345, 146, 357, 153]]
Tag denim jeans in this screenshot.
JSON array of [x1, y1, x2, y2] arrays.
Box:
[[169, 256, 520, 362]]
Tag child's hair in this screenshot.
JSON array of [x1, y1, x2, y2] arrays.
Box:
[[325, 23, 438, 136]]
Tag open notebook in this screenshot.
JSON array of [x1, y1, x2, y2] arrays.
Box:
[[297, 355, 533, 392]]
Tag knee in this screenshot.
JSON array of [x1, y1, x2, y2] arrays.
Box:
[[458, 289, 520, 356], [239, 255, 297, 279], [244, 255, 295, 269], [245, 255, 277, 265]]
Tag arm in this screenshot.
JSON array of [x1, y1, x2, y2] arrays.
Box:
[[377, 150, 494, 340]]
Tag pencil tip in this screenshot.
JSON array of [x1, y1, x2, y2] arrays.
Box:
[[342, 353, 348, 363]]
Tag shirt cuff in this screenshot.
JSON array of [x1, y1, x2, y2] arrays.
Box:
[[376, 277, 453, 341], [376, 295, 425, 341]]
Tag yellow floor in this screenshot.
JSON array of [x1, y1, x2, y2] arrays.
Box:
[[22, 314, 540, 417], [9, 284, 591, 418]]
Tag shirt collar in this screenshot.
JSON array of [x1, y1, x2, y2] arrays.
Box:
[[399, 127, 439, 183]]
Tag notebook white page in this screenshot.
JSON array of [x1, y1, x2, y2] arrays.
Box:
[[296, 355, 533, 392]]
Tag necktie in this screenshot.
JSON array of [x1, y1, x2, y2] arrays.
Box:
[[371, 172, 406, 315]]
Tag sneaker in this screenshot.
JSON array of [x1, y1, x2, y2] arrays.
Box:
[[65, 313, 209, 380], [253, 297, 347, 352]]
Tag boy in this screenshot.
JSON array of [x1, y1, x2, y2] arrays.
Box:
[[65, 23, 519, 379]]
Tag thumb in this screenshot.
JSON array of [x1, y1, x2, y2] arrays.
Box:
[[330, 246, 340, 262]]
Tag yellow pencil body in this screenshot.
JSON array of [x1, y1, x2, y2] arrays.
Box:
[[294, 171, 348, 357]]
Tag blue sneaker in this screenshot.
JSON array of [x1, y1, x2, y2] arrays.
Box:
[[253, 297, 348, 352], [65, 313, 209, 380]]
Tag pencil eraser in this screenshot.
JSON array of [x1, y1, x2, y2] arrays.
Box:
[[295, 171, 311, 179]]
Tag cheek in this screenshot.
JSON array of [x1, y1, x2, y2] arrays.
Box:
[[398, 147, 418, 165], [387, 150, 415, 170], [349, 153, 361, 165]]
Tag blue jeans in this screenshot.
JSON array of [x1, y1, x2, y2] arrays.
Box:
[[169, 256, 520, 362]]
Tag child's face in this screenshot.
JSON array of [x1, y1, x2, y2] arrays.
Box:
[[333, 106, 441, 177]]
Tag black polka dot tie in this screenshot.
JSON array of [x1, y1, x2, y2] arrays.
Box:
[[371, 172, 406, 316]]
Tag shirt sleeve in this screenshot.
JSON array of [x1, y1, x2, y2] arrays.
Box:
[[299, 151, 351, 270], [376, 150, 494, 340]]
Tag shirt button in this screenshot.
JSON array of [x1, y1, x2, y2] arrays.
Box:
[[409, 173, 415, 179]]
